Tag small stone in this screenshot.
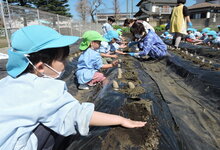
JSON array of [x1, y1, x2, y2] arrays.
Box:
[[128, 82, 135, 89], [112, 80, 119, 90]]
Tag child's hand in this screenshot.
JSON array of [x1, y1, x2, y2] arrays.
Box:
[[112, 60, 119, 66], [119, 44, 127, 49], [111, 55, 118, 58], [121, 118, 146, 128]]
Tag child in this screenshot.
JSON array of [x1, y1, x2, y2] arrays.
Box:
[[194, 28, 210, 45], [0, 25, 146, 150], [129, 22, 168, 59], [102, 16, 115, 35], [169, 0, 193, 49], [76, 30, 119, 90], [186, 28, 196, 42], [97, 30, 127, 64], [160, 31, 173, 40], [124, 18, 155, 32], [207, 30, 220, 47]]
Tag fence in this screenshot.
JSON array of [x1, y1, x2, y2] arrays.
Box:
[[0, 1, 103, 47]]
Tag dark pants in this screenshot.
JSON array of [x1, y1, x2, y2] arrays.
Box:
[[33, 124, 65, 150]]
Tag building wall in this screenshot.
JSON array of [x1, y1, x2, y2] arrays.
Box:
[[196, 0, 220, 4]]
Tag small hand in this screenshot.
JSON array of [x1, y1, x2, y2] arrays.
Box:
[[111, 55, 118, 58], [119, 44, 127, 49], [112, 60, 119, 66], [121, 118, 147, 128]]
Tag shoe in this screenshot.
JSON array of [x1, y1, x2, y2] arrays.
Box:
[[78, 84, 89, 90], [88, 83, 97, 87]]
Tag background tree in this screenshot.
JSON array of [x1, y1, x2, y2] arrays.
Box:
[[76, 0, 89, 22], [3, 0, 71, 17], [33, 0, 71, 17], [88, 0, 103, 23], [2, 0, 32, 7], [112, 0, 120, 22]]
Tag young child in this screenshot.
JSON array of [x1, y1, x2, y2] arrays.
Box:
[[0, 25, 146, 150], [124, 18, 155, 32], [160, 31, 173, 40], [102, 16, 115, 35], [169, 0, 193, 49], [129, 22, 168, 59], [194, 28, 210, 45], [207, 30, 220, 47], [76, 30, 119, 90], [186, 28, 196, 42], [97, 30, 127, 64]]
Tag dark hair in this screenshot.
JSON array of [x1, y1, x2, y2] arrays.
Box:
[[124, 18, 135, 26], [22, 46, 69, 74], [130, 22, 145, 35], [177, 0, 186, 4], [108, 16, 115, 23]]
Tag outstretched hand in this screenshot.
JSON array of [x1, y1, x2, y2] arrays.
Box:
[[121, 118, 147, 128]]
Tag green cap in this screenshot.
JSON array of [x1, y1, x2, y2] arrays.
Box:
[[79, 30, 107, 50]]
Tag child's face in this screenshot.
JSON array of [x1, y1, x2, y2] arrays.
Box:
[[91, 41, 101, 50], [43, 60, 65, 78], [187, 30, 192, 34], [208, 35, 214, 40]]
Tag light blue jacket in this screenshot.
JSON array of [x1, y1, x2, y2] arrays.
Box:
[[102, 23, 114, 35], [0, 73, 94, 150], [76, 48, 103, 84]]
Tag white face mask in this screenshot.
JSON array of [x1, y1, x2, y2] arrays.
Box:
[[43, 63, 65, 79], [134, 34, 142, 39], [26, 56, 65, 79]]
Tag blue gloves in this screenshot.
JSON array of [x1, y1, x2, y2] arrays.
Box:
[[128, 41, 138, 48], [128, 52, 135, 56], [128, 52, 140, 58], [188, 22, 193, 28]]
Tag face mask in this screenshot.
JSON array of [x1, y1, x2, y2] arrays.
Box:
[[134, 34, 142, 39], [43, 63, 65, 79], [26, 56, 65, 79]]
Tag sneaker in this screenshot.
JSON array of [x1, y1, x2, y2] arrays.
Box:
[[78, 84, 89, 90], [88, 83, 97, 87]]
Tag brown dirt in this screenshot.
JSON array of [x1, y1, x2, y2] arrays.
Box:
[[101, 100, 160, 150]]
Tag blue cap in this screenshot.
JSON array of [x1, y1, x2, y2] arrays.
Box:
[[207, 30, 217, 38], [6, 25, 79, 78], [103, 30, 120, 42], [217, 25, 220, 28], [164, 31, 169, 35], [201, 28, 210, 34], [187, 28, 194, 32]]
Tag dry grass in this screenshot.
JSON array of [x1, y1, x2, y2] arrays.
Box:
[[0, 37, 8, 48]]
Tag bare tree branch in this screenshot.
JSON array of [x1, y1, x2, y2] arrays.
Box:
[[88, 0, 103, 23], [76, 0, 89, 22], [112, 0, 120, 22]]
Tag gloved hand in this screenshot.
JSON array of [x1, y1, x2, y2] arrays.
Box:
[[187, 22, 193, 28], [165, 23, 170, 31], [128, 41, 138, 48], [128, 52, 140, 58]]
